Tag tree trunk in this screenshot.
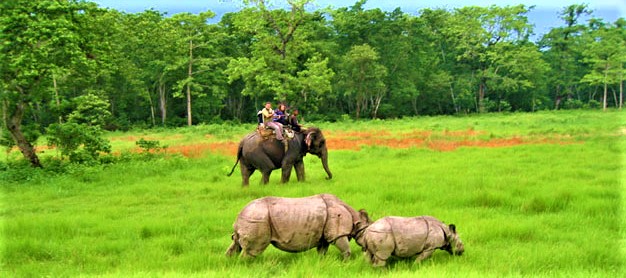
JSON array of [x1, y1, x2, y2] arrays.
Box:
[[619, 74, 624, 109], [603, 65, 608, 111], [555, 84, 562, 110], [146, 89, 156, 126], [371, 93, 383, 119], [3, 98, 42, 168], [619, 65, 624, 109], [53, 74, 62, 124], [186, 39, 193, 126], [478, 81, 486, 113], [449, 83, 459, 114], [159, 81, 167, 126]]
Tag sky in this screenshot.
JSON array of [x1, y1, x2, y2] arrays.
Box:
[[92, 0, 626, 40]]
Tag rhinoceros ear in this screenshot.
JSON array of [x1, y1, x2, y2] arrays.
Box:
[[449, 224, 457, 234], [358, 209, 371, 223]]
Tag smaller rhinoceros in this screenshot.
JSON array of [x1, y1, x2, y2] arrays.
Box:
[[359, 216, 464, 267], [225, 193, 371, 260]]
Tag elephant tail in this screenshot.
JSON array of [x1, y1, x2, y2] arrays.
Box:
[[227, 142, 243, 177]]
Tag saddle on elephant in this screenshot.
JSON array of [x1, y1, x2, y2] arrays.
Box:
[[257, 125, 296, 141]]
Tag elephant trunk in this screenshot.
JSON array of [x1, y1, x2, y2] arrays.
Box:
[[321, 149, 332, 180]]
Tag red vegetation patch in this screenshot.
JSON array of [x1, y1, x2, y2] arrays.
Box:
[[165, 142, 238, 157], [325, 129, 579, 152], [44, 129, 575, 158], [110, 135, 184, 142]]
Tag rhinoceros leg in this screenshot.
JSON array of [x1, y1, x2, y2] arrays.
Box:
[[334, 236, 351, 261], [239, 232, 270, 258], [225, 233, 242, 256], [414, 249, 435, 263], [316, 240, 329, 256], [365, 233, 394, 267]]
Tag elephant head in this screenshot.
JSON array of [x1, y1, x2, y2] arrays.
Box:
[[304, 128, 332, 180]]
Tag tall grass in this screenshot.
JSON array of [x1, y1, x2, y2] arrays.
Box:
[[1, 110, 624, 277]]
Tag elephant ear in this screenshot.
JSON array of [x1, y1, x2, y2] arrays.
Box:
[[305, 132, 315, 149]]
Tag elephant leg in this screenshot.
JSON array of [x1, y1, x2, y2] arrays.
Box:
[[241, 166, 254, 187], [333, 236, 351, 261], [316, 241, 329, 256], [280, 164, 293, 183], [260, 170, 271, 185], [294, 161, 305, 182]]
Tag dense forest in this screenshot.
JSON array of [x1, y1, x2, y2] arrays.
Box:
[[1, 0, 625, 167]]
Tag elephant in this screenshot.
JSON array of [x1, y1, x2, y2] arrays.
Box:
[[358, 216, 464, 267], [225, 193, 371, 260], [227, 127, 332, 186]]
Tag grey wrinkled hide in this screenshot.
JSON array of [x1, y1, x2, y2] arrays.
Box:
[[225, 194, 370, 260], [361, 216, 464, 267]]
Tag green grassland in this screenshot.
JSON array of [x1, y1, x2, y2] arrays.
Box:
[[1, 110, 625, 277]]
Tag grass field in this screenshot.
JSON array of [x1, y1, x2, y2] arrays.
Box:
[[1, 110, 625, 277]]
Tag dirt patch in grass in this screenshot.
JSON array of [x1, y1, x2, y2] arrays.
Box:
[[325, 129, 578, 152], [163, 142, 238, 158], [27, 129, 576, 158], [159, 129, 580, 157], [110, 135, 185, 142], [30, 129, 579, 157]]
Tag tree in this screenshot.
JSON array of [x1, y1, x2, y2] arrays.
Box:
[[119, 10, 173, 126], [46, 93, 111, 163], [445, 5, 534, 113], [539, 4, 592, 109], [580, 19, 626, 110], [166, 11, 224, 126], [337, 44, 387, 119], [0, 0, 99, 167], [225, 0, 334, 114]]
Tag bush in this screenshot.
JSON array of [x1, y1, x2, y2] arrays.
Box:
[[584, 100, 602, 109], [563, 99, 584, 109], [46, 123, 111, 164], [135, 138, 167, 153]]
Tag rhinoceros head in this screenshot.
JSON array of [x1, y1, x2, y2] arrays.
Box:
[[442, 224, 464, 256], [352, 209, 371, 246]]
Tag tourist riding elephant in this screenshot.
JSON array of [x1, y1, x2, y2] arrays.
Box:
[[227, 127, 332, 186], [225, 193, 371, 260]]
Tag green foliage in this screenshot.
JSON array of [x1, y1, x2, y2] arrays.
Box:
[[67, 93, 112, 127], [2, 0, 625, 167], [46, 123, 111, 163]]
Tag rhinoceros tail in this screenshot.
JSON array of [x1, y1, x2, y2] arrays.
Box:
[[227, 142, 243, 177]]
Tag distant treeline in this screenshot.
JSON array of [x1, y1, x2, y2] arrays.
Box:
[[1, 0, 625, 166]]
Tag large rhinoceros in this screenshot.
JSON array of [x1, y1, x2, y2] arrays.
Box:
[[359, 216, 464, 267], [225, 193, 371, 260]]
